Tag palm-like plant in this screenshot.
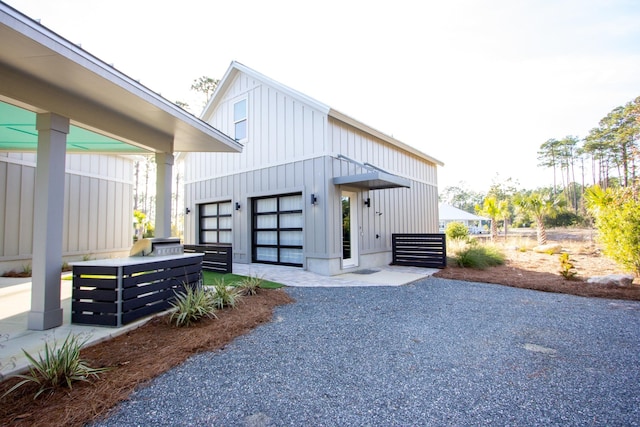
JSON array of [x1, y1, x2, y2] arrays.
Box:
[[514, 192, 560, 245], [2, 333, 109, 399], [476, 196, 500, 241]]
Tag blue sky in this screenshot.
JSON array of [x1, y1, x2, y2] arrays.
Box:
[[6, 0, 640, 192]]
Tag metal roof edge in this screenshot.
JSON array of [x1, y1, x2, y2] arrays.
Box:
[[1, 2, 241, 152], [329, 109, 444, 167], [202, 60, 331, 121]]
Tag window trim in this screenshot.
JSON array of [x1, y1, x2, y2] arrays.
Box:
[[233, 98, 247, 142], [198, 200, 233, 244]]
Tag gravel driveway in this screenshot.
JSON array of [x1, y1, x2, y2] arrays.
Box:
[[92, 278, 640, 426]]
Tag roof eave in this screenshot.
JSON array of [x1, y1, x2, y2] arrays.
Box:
[[329, 109, 444, 167], [0, 2, 241, 154]]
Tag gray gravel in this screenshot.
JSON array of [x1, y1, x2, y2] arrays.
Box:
[[92, 278, 640, 426]]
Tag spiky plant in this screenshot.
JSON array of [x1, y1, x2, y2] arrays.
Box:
[[169, 283, 217, 327], [2, 333, 109, 399], [210, 279, 241, 309], [237, 275, 264, 296]]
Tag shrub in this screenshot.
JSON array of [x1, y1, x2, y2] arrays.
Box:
[[237, 275, 264, 296], [169, 283, 217, 327], [586, 186, 640, 275], [454, 245, 505, 269], [2, 333, 109, 399], [210, 279, 241, 309], [22, 264, 32, 276], [445, 222, 469, 241], [558, 253, 578, 279]]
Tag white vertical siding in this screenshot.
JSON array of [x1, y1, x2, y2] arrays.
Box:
[[327, 117, 438, 186], [183, 67, 440, 273], [184, 73, 328, 184], [0, 153, 133, 266]]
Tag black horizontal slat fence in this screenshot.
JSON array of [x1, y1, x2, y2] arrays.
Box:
[[71, 254, 204, 327], [183, 244, 232, 274], [392, 234, 447, 268]]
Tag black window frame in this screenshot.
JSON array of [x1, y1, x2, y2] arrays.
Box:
[[252, 192, 303, 267], [198, 201, 233, 244]]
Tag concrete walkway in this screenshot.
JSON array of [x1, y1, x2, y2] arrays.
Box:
[[0, 263, 436, 380]]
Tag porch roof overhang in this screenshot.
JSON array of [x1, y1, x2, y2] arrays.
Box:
[[0, 3, 242, 154], [332, 171, 411, 190]]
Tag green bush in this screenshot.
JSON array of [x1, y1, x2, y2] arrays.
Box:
[[454, 245, 505, 269], [445, 222, 469, 241], [586, 186, 640, 275], [2, 333, 109, 399], [169, 283, 217, 327]]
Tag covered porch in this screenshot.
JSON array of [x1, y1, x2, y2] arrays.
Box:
[[0, 3, 241, 331]]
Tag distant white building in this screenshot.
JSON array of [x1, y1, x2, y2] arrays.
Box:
[[183, 61, 444, 276], [438, 203, 489, 234]]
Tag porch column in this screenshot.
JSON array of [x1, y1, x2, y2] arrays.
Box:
[[28, 113, 69, 330], [155, 152, 174, 238]]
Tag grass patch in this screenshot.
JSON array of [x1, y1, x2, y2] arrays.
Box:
[[202, 271, 284, 289]]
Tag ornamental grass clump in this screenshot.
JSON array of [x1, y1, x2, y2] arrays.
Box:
[[169, 283, 217, 327], [210, 279, 241, 309], [454, 245, 505, 269], [237, 275, 264, 296], [2, 333, 109, 399]]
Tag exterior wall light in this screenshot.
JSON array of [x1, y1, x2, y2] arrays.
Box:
[[235, 202, 241, 211], [310, 194, 318, 205], [364, 197, 371, 207]]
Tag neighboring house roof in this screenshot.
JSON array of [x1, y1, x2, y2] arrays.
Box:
[[203, 61, 444, 167], [0, 2, 242, 154], [439, 203, 489, 221]]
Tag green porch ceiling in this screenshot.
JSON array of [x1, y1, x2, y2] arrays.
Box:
[[0, 101, 148, 153]]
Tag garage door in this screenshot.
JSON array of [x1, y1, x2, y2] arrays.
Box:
[[252, 193, 303, 266]]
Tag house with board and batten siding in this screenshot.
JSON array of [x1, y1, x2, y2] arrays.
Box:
[[0, 150, 134, 274], [183, 61, 443, 276]]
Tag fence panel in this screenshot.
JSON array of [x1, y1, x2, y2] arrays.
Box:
[[392, 234, 446, 268], [183, 244, 233, 274]]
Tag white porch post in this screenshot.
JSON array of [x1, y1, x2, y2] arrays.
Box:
[[155, 152, 174, 238], [28, 113, 69, 330]]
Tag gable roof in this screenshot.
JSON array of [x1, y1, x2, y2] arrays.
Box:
[[0, 2, 242, 154], [203, 61, 443, 166]]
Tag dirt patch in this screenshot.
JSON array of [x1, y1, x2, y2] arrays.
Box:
[[434, 228, 640, 301], [0, 289, 294, 427]]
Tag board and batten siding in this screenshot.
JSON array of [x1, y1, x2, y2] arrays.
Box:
[[327, 117, 438, 186], [184, 156, 328, 263], [0, 153, 133, 267], [186, 74, 327, 184], [327, 156, 439, 258]]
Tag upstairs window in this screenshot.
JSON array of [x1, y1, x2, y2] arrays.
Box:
[[234, 99, 247, 141]]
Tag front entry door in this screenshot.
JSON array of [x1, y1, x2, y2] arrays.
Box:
[[341, 190, 358, 268]]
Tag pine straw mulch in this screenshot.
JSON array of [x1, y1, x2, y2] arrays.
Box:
[[433, 231, 640, 301], [0, 288, 294, 427]]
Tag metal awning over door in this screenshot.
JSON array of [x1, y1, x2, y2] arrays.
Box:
[[332, 154, 411, 190]]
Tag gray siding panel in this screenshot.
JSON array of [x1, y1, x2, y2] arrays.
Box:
[[0, 154, 133, 268]]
